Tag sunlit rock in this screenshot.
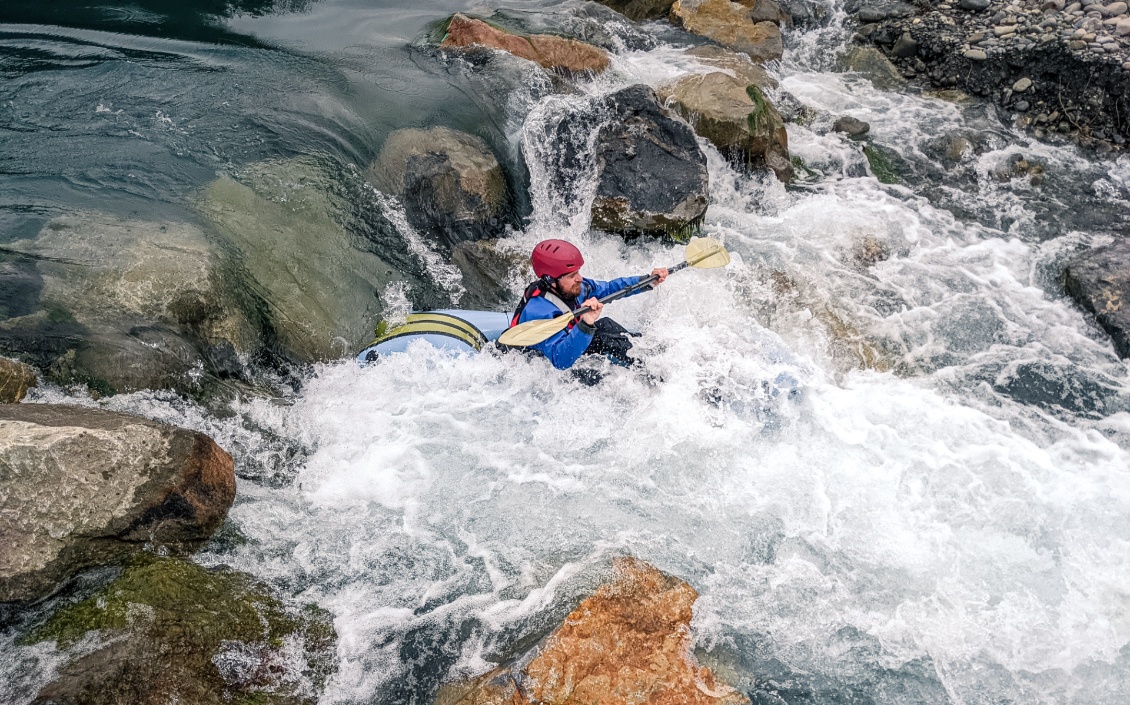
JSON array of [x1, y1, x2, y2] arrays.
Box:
[[437, 557, 748, 705], [1064, 241, 1130, 359], [0, 357, 36, 403], [658, 72, 793, 182], [26, 555, 335, 705], [440, 13, 610, 75], [670, 0, 784, 63], [685, 44, 778, 89], [369, 127, 511, 250], [197, 156, 408, 362], [0, 405, 235, 604], [0, 213, 260, 396], [588, 85, 710, 240]]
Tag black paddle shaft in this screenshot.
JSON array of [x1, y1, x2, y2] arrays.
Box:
[[567, 259, 689, 320]]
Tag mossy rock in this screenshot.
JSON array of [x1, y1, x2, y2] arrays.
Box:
[[863, 144, 902, 185], [27, 555, 336, 705]]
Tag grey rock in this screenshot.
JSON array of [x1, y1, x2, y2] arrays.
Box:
[[1015, 99, 1031, 110], [1064, 241, 1130, 358], [745, 0, 791, 25], [960, 0, 993, 10], [964, 48, 990, 59], [833, 115, 872, 136], [0, 404, 235, 603], [588, 85, 710, 239], [370, 127, 510, 251], [840, 46, 907, 89], [592, 0, 675, 20], [1013, 76, 1033, 91], [892, 32, 920, 57], [850, 0, 915, 21]]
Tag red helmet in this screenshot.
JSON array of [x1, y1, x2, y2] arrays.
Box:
[[531, 239, 584, 279]]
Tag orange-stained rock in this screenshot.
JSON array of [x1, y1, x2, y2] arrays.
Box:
[[670, 0, 783, 63], [440, 14, 610, 75], [0, 357, 36, 403], [437, 558, 748, 705]]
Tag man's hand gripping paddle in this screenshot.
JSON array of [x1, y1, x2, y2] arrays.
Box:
[[498, 237, 731, 348]]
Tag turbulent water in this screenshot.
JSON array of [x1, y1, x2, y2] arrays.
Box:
[[3, 1, 1130, 704]]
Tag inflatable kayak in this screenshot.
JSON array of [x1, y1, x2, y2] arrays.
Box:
[[356, 310, 511, 365]]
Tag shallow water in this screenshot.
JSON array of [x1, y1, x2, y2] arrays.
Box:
[[3, 1, 1130, 704]]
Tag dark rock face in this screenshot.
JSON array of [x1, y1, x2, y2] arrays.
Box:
[[851, 2, 1130, 149], [833, 115, 871, 137], [592, 0, 676, 21], [0, 357, 36, 403], [27, 556, 336, 705], [0, 405, 235, 604], [590, 85, 710, 240], [1064, 241, 1130, 358], [450, 240, 530, 310], [369, 127, 512, 251]]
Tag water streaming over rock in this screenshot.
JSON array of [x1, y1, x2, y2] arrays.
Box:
[[3, 1, 1129, 704]]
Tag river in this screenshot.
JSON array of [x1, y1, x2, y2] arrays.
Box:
[[2, 0, 1129, 703]]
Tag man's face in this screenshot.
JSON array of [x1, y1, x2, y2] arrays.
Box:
[[556, 270, 583, 298]]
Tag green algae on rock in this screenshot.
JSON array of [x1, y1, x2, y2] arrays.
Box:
[[28, 555, 336, 705]]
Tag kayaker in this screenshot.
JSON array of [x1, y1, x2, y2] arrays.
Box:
[[507, 239, 668, 370]]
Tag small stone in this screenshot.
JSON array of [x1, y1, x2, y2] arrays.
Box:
[[1100, 1, 1128, 15], [892, 32, 920, 57], [968, 31, 987, 41], [833, 115, 871, 137], [961, 0, 993, 9], [965, 48, 990, 58], [994, 24, 1019, 34], [1117, 18, 1130, 32], [1013, 76, 1033, 91], [1015, 100, 1031, 110]]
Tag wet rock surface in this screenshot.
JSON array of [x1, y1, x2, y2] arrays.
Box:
[[450, 240, 530, 310], [369, 127, 511, 250], [0, 358, 36, 403], [0, 213, 263, 398], [440, 13, 611, 75], [436, 557, 748, 705], [658, 72, 794, 182], [594, 0, 677, 21], [1064, 240, 1130, 358], [0, 404, 235, 604], [850, 0, 1130, 148], [197, 156, 409, 362], [588, 85, 710, 239], [670, 0, 785, 62], [27, 555, 336, 705]]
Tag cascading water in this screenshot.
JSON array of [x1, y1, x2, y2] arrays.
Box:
[[3, 1, 1129, 704]]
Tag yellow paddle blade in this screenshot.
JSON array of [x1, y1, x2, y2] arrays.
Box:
[[685, 237, 730, 268], [497, 314, 574, 348]]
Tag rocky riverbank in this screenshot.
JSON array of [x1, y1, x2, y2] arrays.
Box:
[[848, 0, 1130, 151]]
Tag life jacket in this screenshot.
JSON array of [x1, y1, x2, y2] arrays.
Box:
[[509, 276, 575, 329]]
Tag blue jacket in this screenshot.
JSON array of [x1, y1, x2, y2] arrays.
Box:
[[518, 276, 648, 369]]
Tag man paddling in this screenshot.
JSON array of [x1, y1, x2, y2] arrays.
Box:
[[507, 239, 668, 370]]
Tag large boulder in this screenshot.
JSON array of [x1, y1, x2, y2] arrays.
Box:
[[592, 0, 676, 20], [0, 213, 262, 397], [369, 127, 510, 250], [0, 357, 36, 403], [197, 156, 409, 362], [839, 46, 906, 90], [440, 13, 610, 75], [0, 404, 235, 604], [686, 44, 778, 89], [27, 555, 336, 705], [1064, 241, 1130, 359], [659, 72, 793, 182], [670, 0, 784, 63], [437, 557, 748, 705], [589, 85, 710, 240], [450, 240, 530, 310]]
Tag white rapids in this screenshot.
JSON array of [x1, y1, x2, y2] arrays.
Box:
[[10, 6, 1130, 705]]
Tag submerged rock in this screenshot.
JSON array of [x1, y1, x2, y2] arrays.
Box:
[[0, 404, 235, 604], [658, 72, 794, 182], [197, 156, 408, 362], [440, 13, 610, 75], [1064, 241, 1130, 358], [839, 46, 906, 90], [0, 357, 36, 402], [450, 240, 529, 310], [590, 85, 710, 239], [685, 44, 778, 89], [0, 213, 262, 397], [437, 557, 747, 705], [28, 555, 336, 705], [833, 115, 871, 137], [369, 127, 510, 250], [670, 0, 784, 63]]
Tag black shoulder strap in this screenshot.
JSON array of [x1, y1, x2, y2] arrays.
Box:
[[510, 276, 563, 328]]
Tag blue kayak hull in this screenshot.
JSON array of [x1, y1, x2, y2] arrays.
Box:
[[356, 310, 511, 364]]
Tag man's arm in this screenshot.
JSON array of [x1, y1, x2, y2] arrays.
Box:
[[585, 269, 669, 300]]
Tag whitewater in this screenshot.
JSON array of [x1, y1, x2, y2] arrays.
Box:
[[6, 4, 1130, 705]]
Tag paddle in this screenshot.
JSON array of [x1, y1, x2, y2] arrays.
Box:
[[497, 237, 730, 348]]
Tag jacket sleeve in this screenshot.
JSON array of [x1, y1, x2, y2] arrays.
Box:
[[585, 276, 649, 301], [519, 297, 594, 370]]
